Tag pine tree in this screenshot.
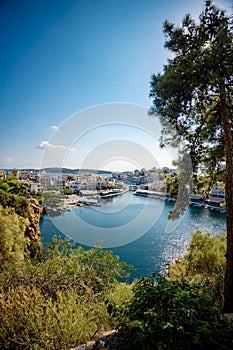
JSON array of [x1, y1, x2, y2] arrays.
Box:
[[149, 0, 233, 312]]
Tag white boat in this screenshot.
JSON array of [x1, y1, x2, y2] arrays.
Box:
[[205, 186, 225, 213], [189, 194, 205, 207]]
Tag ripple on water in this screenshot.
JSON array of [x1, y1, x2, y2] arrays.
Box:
[[40, 195, 226, 280]]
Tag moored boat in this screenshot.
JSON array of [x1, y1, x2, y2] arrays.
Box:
[[189, 193, 205, 207]]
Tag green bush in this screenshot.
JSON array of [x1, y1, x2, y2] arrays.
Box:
[[0, 205, 29, 264], [168, 231, 226, 304], [63, 188, 73, 195], [0, 236, 132, 296], [0, 283, 134, 350], [31, 191, 44, 205], [0, 237, 133, 349], [0, 286, 111, 350], [108, 274, 233, 349], [0, 177, 29, 196], [0, 189, 29, 217]]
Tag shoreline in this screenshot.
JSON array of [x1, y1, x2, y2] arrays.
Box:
[[46, 188, 129, 212]]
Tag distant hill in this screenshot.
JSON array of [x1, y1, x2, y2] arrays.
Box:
[[3, 167, 113, 175], [42, 168, 112, 175], [42, 167, 79, 174]]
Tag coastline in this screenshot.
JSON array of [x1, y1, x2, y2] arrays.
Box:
[[45, 188, 129, 213]]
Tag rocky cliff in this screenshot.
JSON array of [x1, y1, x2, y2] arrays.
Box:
[[25, 197, 42, 258]]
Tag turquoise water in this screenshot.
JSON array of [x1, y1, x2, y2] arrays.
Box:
[[40, 191, 226, 281]]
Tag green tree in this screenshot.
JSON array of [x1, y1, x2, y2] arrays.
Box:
[[0, 176, 29, 195], [166, 175, 178, 198], [63, 188, 72, 196], [169, 231, 226, 283], [149, 1, 233, 312], [0, 189, 29, 218]]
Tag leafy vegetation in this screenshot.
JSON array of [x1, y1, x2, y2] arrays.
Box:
[[43, 190, 62, 204], [63, 188, 73, 195], [0, 177, 29, 217], [0, 205, 29, 263], [0, 198, 232, 349], [0, 188, 29, 218], [166, 176, 178, 199], [169, 231, 226, 280], [168, 231, 226, 305], [107, 232, 233, 349], [108, 275, 233, 350], [0, 287, 108, 350], [0, 176, 29, 195], [0, 236, 132, 349], [30, 191, 44, 205], [149, 0, 233, 312]]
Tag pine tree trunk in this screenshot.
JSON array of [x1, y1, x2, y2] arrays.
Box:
[[220, 93, 233, 313]]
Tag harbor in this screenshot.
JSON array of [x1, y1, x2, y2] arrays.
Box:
[[134, 187, 226, 214], [40, 189, 226, 280], [45, 187, 129, 214]]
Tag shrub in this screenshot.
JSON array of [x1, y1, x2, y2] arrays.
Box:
[[0, 286, 111, 349], [31, 191, 44, 205], [108, 274, 233, 349], [0, 205, 29, 264], [169, 231, 226, 279], [168, 231, 226, 304], [0, 189, 29, 217], [0, 237, 133, 349], [0, 236, 132, 297]]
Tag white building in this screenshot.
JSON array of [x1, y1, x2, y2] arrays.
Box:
[[30, 183, 41, 193], [39, 176, 54, 190]]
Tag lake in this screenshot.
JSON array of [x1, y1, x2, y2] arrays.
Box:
[[40, 191, 226, 281]]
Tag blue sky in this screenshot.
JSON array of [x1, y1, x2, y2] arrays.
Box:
[[0, 0, 231, 171]]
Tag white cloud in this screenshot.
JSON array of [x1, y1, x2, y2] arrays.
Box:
[[51, 125, 59, 131], [37, 140, 75, 151]]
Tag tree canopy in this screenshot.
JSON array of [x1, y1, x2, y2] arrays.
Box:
[[149, 0, 233, 312]]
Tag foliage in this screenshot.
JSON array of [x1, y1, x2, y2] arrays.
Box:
[[194, 175, 215, 197], [169, 231, 226, 278], [192, 175, 225, 198], [169, 231, 226, 304], [31, 191, 44, 205], [0, 236, 133, 349], [108, 274, 233, 349], [114, 183, 123, 189], [108, 282, 134, 306], [0, 189, 29, 217], [149, 1, 232, 170], [149, 0, 233, 312], [0, 176, 29, 195], [0, 205, 29, 263], [0, 286, 111, 350], [0, 236, 132, 296], [0, 282, 133, 350], [0, 176, 30, 217], [166, 176, 178, 198], [43, 190, 62, 204], [63, 188, 73, 195]]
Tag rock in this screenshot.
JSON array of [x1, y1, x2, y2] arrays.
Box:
[[72, 330, 130, 350], [224, 313, 233, 322], [24, 197, 42, 258], [72, 341, 96, 350]]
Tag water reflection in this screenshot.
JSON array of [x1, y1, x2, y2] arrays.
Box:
[[40, 193, 226, 281]]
